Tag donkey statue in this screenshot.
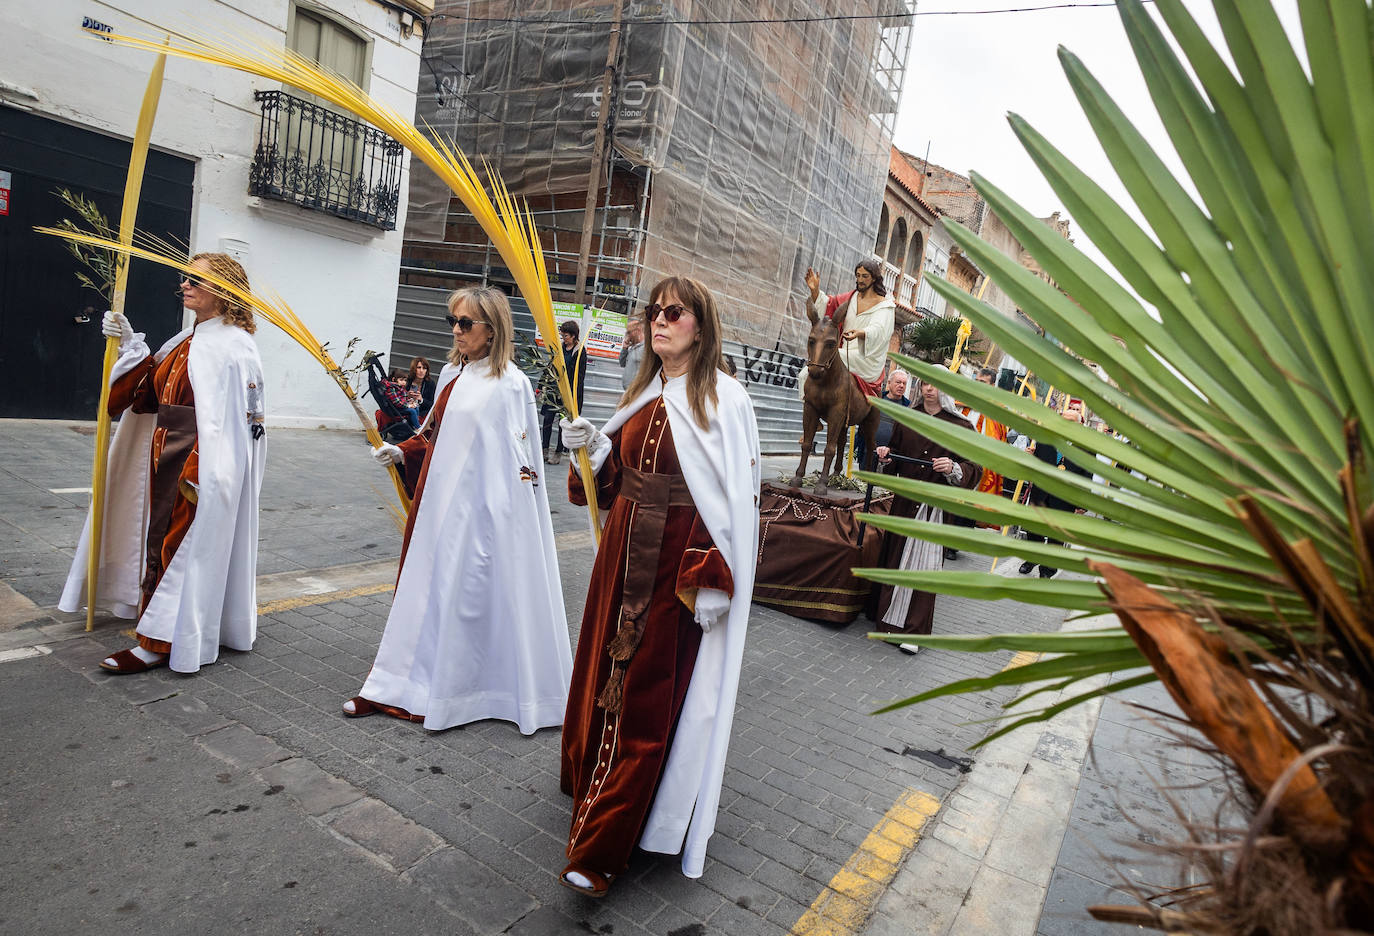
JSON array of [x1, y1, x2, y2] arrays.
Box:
[[788, 302, 879, 496]]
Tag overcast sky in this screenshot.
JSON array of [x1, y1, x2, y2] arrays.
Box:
[[892, 0, 1303, 275]]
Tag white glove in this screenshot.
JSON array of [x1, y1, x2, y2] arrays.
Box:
[[372, 443, 404, 467], [693, 588, 730, 633], [559, 416, 597, 451], [102, 310, 135, 345]]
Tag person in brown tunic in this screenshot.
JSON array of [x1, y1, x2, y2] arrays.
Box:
[[556, 276, 759, 895], [870, 377, 981, 651], [96, 253, 261, 674]]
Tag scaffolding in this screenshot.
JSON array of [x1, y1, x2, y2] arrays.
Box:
[[401, 0, 916, 352]]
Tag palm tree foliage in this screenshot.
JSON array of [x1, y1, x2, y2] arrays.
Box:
[[855, 1, 1374, 928], [899, 314, 982, 362]]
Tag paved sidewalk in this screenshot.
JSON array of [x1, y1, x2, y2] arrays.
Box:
[[0, 420, 1197, 935]]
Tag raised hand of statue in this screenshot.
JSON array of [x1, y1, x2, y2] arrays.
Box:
[[804, 266, 820, 300]]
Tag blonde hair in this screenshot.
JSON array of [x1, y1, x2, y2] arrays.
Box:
[[191, 252, 255, 333], [446, 286, 513, 376], [621, 275, 722, 430]]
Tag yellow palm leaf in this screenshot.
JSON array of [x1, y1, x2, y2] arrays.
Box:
[[85, 24, 601, 537]]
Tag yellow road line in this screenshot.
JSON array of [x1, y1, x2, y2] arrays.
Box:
[[257, 582, 394, 615], [116, 582, 397, 639], [791, 788, 941, 935], [1002, 650, 1041, 670]]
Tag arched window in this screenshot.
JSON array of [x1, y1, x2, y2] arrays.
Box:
[[905, 231, 923, 278], [886, 217, 908, 270], [875, 204, 890, 258]]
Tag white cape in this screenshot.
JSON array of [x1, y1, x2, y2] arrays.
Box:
[[360, 358, 573, 734], [593, 370, 761, 877], [60, 316, 267, 673]]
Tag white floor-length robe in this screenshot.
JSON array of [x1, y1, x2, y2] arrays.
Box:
[[359, 357, 573, 734], [60, 316, 267, 673]]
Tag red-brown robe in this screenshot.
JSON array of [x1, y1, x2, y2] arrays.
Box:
[[960, 406, 1008, 498], [870, 409, 981, 635], [109, 334, 198, 654], [560, 396, 734, 876]]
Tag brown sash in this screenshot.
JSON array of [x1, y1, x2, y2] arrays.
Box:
[[596, 465, 696, 713], [142, 403, 196, 600]]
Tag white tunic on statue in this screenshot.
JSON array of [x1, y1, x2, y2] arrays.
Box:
[[809, 290, 897, 384], [359, 357, 573, 734]]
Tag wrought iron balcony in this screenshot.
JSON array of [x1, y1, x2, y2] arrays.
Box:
[[249, 90, 404, 230]]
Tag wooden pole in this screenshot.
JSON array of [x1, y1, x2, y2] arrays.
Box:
[[573, 0, 623, 309], [86, 48, 167, 631]]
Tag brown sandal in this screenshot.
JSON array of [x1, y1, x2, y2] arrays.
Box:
[[558, 864, 615, 898], [343, 695, 426, 723], [98, 648, 168, 675]]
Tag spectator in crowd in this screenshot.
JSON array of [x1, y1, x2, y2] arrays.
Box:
[[384, 369, 419, 432], [541, 320, 588, 465], [856, 368, 910, 469], [1019, 400, 1094, 578], [618, 317, 644, 390], [869, 378, 981, 653], [947, 367, 1011, 558], [405, 356, 436, 423]]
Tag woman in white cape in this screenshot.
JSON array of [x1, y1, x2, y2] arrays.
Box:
[[348, 286, 572, 735], [61, 253, 266, 675], [557, 275, 761, 896]]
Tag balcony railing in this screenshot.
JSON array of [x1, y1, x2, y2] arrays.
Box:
[[249, 90, 404, 230], [877, 257, 921, 313]]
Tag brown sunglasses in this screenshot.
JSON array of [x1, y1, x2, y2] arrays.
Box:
[[643, 302, 693, 324]]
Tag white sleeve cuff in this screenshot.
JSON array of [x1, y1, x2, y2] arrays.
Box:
[[109, 334, 151, 385]]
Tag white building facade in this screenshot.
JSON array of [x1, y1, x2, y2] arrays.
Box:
[[0, 1, 428, 427]]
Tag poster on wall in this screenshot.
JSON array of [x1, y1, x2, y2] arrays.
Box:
[[583, 306, 628, 359], [536, 301, 628, 360], [535, 301, 584, 348]]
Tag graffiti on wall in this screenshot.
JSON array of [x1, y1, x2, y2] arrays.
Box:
[[725, 343, 805, 390]]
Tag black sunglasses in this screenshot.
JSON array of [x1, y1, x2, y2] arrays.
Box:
[[180, 274, 206, 289], [445, 314, 488, 332], [644, 302, 692, 324]]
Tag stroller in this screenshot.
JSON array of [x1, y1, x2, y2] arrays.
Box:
[[362, 352, 416, 444]]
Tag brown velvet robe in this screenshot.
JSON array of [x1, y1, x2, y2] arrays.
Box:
[[869, 408, 981, 636], [109, 334, 198, 653], [561, 396, 733, 876]]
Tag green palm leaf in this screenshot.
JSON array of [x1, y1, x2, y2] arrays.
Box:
[[861, 0, 1371, 750]]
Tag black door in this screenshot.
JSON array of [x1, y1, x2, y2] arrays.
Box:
[[0, 106, 194, 419]]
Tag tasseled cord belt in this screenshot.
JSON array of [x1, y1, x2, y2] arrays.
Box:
[[596, 465, 697, 714]]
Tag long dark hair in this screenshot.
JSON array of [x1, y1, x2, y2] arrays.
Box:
[[621, 276, 723, 429], [407, 356, 432, 384], [856, 258, 887, 297]]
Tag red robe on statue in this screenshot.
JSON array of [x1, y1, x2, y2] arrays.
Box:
[[561, 396, 734, 877]]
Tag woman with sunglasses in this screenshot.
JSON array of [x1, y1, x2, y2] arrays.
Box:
[[555, 276, 761, 895], [349, 286, 572, 735], [62, 253, 267, 675]]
